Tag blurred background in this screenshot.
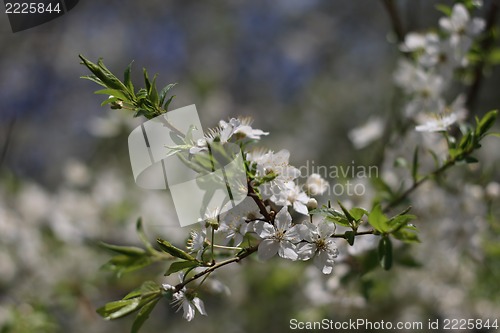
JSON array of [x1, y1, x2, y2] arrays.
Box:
[[0, 1, 499, 332]]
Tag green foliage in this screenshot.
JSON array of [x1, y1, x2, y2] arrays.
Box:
[[165, 260, 201, 276], [96, 281, 162, 333], [157, 238, 197, 261], [100, 219, 172, 277], [79, 51, 498, 332], [448, 110, 498, 162], [378, 236, 393, 270], [79, 55, 177, 119]]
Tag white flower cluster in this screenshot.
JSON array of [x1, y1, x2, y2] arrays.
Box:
[[254, 208, 339, 274], [175, 118, 336, 320], [394, 3, 485, 132], [185, 118, 334, 269]]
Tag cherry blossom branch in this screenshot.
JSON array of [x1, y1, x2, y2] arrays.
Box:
[[382, 132, 487, 213], [247, 180, 273, 222], [173, 245, 258, 292]]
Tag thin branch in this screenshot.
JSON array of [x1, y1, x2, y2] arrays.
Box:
[[383, 158, 456, 213], [381, 0, 406, 43], [174, 246, 258, 292], [465, 0, 499, 115], [332, 229, 376, 239], [0, 115, 16, 169], [247, 181, 273, 222]]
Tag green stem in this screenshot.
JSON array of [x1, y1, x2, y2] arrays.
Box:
[[383, 155, 459, 213], [173, 246, 258, 292], [332, 229, 376, 239], [212, 244, 243, 251]]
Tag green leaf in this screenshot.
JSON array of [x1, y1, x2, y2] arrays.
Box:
[[488, 47, 500, 65], [349, 207, 368, 221], [388, 214, 417, 232], [131, 298, 159, 333], [79, 55, 127, 92], [80, 74, 107, 88], [101, 96, 122, 107], [378, 237, 393, 270], [149, 74, 159, 106], [136, 218, 156, 254], [165, 260, 201, 276], [338, 201, 356, 225], [459, 132, 473, 150], [124, 61, 135, 95], [124, 281, 161, 300], [159, 83, 177, 107], [100, 242, 146, 256], [368, 205, 389, 233], [97, 58, 128, 91], [344, 231, 355, 246], [392, 229, 420, 243], [102, 254, 153, 277], [97, 298, 141, 320], [371, 177, 394, 201], [310, 207, 351, 228], [435, 4, 451, 16], [157, 238, 196, 261], [94, 88, 129, 101], [476, 110, 498, 138], [163, 95, 175, 111]]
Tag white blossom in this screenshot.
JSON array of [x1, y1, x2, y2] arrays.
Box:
[[415, 94, 467, 132], [248, 149, 301, 201], [439, 4, 485, 48], [163, 284, 207, 321], [218, 197, 261, 246], [253, 208, 302, 261], [395, 61, 445, 116], [281, 181, 310, 215], [219, 117, 269, 142], [348, 117, 385, 149], [187, 229, 206, 260], [296, 221, 339, 274], [304, 173, 329, 196]]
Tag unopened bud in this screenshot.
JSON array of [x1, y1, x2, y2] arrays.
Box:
[[307, 198, 318, 210]]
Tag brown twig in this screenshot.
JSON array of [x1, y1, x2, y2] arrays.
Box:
[[381, 0, 406, 43], [465, 0, 499, 115]]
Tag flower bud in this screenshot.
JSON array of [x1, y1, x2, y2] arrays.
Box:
[[307, 198, 318, 210]]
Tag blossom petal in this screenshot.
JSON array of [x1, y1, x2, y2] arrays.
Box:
[[258, 239, 280, 260], [314, 250, 335, 274], [286, 224, 305, 243], [192, 297, 207, 316], [253, 221, 275, 239], [317, 221, 335, 239], [278, 241, 298, 261], [274, 207, 292, 230], [296, 243, 315, 260], [182, 300, 195, 321], [293, 201, 309, 216]]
